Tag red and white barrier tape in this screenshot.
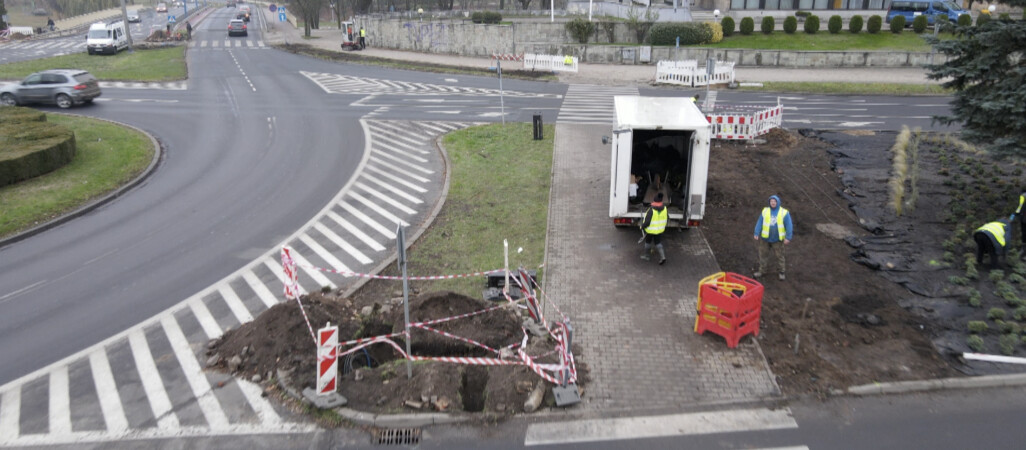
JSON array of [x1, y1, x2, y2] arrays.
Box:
[[298, 263, 503, 281], [282, 247, 317, 344], [413, 323, 501, 355]]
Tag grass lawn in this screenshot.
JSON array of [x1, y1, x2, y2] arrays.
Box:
[[0, 114, 155, 239], [744, 81, 951, 95], [0, 47, 187, 81], [399, 123, 554, 296], [704, 31, 944, 51]]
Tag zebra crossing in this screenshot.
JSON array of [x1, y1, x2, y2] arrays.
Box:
[[0, 39, 84, 52], [556, 84, 639, 124], [301, 71, 560, 98], [187, 39, 269, 50], [0, 119, 471, 447]]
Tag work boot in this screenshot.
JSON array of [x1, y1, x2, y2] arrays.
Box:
[[657, 245, 666, 265], [641, 243, 652, 261]]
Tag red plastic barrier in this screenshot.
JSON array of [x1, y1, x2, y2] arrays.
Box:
[[694, 272, 763, 348]]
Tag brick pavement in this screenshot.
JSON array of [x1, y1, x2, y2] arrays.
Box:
[[542, 124, 780, 412]]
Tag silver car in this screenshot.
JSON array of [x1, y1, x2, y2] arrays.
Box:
[[0, 69, 102, 109]]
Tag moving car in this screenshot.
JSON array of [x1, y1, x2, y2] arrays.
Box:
[[0, 69, 102, 109], [86, 21, 129, 55], [238, 5, 251, 21], [156, 3, 168, 13], [227, 0, 237, 7], [228, 19, 247, 37], [127, 13, 141, 23]]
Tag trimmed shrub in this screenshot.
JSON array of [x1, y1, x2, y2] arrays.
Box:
[[890, 15, 905, 33], [999, 334, 1019, 355], [867, 15, 883, 33], [967, 320, 989, 333], [471, 11, 483, 23], [783, 16, 798, 34], [739, 17, 755, 35], [761, 16, 775, 34], [565, 17, 595, 43], [849, 15, 864, 33], [988, 307, 1007, 320], [957, 13, 972, 26], [967, 334, 985, 351], [704, 22, 723, 43], [484, 11, 502, 24], [648, 22, 711, 45], [0, 120, 76, 187], [803, 15, 820, 34], [998, 12, 1010, 21], [721, 16, 735, 37], [828, 15, 842, 34], [912, 14, 928, 33], [976, 13, 990, 26]]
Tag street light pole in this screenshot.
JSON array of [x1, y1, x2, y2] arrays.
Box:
[[120, 0, 133, 51]]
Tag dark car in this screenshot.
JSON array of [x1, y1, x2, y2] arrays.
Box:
[[228, 19, 247, 37], [0, 69, 101, 109], [227, 0, 237, 7], [238, 5, 251, 21]]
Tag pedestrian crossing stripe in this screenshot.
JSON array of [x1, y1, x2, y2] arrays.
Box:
[[301, 71, 561, 98], [557, 84, 639, 124]]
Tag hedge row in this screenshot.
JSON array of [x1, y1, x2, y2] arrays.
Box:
[[470, 11, 502, 24], [0, 107, 77, 187], [648, 22, 712, 45]]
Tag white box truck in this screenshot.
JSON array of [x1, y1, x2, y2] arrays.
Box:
[[608, 96, 711, 229], [86, 21, 128, 55]]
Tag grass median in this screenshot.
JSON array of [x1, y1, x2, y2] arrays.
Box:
[[0, 46, 187, 81], [0, 114, 155, 239], [741, 81, 951, 95], [398, 122, 554, 296]]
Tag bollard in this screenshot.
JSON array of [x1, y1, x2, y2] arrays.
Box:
[[533, 114, 543, 140]]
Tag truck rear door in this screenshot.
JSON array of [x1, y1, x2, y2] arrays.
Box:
[[608, 129, 633, 218]]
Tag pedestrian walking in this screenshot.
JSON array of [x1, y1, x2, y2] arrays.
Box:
[[640, 193, 668, 265], [753, 195, 793, 280], [974, 218, 1012, 268], [359, 27, 366, 49], [166, 23, 172, 37], [186, 21, 192, 40], [47, 17, 55, 32]]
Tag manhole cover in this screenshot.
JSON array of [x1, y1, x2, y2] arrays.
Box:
[[373, 428, 421, 446]]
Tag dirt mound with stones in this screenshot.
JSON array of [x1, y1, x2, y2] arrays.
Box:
[[207, 291, 583, 415]]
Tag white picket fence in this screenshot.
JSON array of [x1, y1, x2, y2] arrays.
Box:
[[655, 60, 735, 87], [523, 54, 579, 73]]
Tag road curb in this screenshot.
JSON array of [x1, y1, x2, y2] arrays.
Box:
[[0, 113, 163, 250], [841, 373, 1026, 396], [335, 407, 471, 428]]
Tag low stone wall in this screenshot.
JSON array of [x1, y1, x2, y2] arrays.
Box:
[[363, 17, 948, 67]]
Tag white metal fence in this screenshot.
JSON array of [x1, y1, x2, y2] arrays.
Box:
[[523, 54, 579, 73], [705, 103, 784, 141], [655, 60, 735, 87]]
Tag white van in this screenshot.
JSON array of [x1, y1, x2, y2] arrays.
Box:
[[86, 21, 128, 55]]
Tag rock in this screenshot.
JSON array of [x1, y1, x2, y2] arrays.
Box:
[[496, 403, 506, 412], [390, 297, 404, 306], [524, 382, 546, 413], [207, 340, 218, 349], [434, 396, 450, 411], [866, 314, 882, 325], [228, 355, 243, 372], [392, 290, 403, 297], [516, 380, 534, 394], [354, 370, 364, 381], [404, 400, 423, 410], [383, 379, 390, 385], [206, 354, 221, 367], [242, 346, 250, 357], [421, 394, 429, 403], [252, 374, 262, 383], [376, 396, 388, 406], [380, 303, 392, 314], [499, 347, 515, 360], [361, 306, 374, 316]]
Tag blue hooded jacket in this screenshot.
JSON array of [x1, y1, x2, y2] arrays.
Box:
[[754, 195, 793, 243]]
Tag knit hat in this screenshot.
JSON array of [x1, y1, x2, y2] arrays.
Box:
[[655, 193, 664, 202]]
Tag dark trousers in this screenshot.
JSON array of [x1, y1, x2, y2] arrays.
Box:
[[359, 36, 366, 49], [1020, 220, 1026, 245], [975, 231, 1000, 268]]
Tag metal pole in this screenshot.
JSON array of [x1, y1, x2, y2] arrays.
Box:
[[589, 0, 593, 21], [397, 225, 412, 379], [550, 0, 554, 22], [120, 0, 133, 51], [504, 240, 510, 297], [498, 59, 506, 126]]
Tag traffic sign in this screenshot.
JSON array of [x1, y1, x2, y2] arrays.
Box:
[[269, 3, 277, 12], [168, 15, 176, 24], [279, 12, 286, 22], [278, 6, 286, 13]]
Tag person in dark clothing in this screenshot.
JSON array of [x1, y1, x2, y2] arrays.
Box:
[[186, 21, 192, 40], [640, 193, 668, 265], [1015, 189, 1026, 247], [47, 17, 55, 32], [974, 218, 1012, 268], [359, 27, 366, 49]]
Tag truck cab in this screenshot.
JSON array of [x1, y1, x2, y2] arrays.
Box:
[[608, 96, 711, 229]]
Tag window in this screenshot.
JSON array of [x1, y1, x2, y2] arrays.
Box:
[[730, 0, 745, 9], [746, 0, 760, 8], [869, 0, 885, 8], [23, 74, 43, 85], [765, 0, 781, 9]]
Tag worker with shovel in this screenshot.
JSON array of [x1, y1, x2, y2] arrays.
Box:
[[753, 195, 793, 281], [974, 217, 1013, 268], [640, 193, 668, 265]]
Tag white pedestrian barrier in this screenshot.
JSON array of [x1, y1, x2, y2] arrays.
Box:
[[655, 60, 735, 87], [705, 103, 784, 141], [524, 53, 579, 73]]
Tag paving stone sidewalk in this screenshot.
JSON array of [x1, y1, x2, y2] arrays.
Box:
[[541, 124, 780, 412]]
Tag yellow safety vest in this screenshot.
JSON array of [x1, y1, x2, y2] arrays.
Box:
[[360, 29, 366, 37], [564, 55, 573, 65], [760, 207, 788, 240], [1017, 194, 1024, 215], [645, 208, 667, 235], [977, 222, 1007, 248]]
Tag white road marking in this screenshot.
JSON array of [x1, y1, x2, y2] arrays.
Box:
[[160, 316, 229, 430], [524, 408, 798, 446], [128, 330, 180, 430], [364, 164, 427, 193], [339, 201, 396, 239], [188, 297, 224, 340], [0, 387, 21, 440], [287, 250, 336, 290], [48, 366, 71, 435], [88, 349, 129, 434], [265, 258, 309, 295], [234, 380, 282, 426], [367, 157, 430, 183], [324, 211, 386, 251], [217, 284, 254, 324], [299, 233, 354, 272], [359, 174, 423, 204], [354, 182, 418, 214], [348, 191, 410, 225], [242, 271, 280, 308]]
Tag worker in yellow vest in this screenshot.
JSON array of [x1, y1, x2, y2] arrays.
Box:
[[359, 27, 366, 50], [1015, 190, 1026, 247], [753, 195, 793, 281], [974, 218, 1012, 268], [640, 193, 668, 265]]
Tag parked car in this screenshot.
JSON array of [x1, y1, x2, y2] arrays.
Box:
[[127, 13, 141, 23], [228, 19, 247, 37], [0, 69, 102, 109], [156, 3, 168, 13], [886, 0, 967, 25]]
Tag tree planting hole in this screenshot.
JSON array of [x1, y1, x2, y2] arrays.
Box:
[[460, 366, 488, 412]]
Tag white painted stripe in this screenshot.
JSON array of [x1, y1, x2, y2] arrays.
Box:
[[371, 147, 433, 174], [369, 122, 430, 146], [416, 122, 450, 134], [359, 174, 423, 204], [523, 408, 798, 446], [256, 40, 265, 46], [287, 250, 336, 290], [1, 422, 317, 447], [234, 380, 281, 426], [188, 297, 224, 340], [354, 182, 418, 214], [160, 316, 229, 430], [370, 132, 430, 155], [0, 387, 21, 440], [375, 141, 429, 163], [324, 212, 386, 251], [427, 121, 465, 132], [48, 366, 71, 435], [367, 157, 430, 183], [364, 164, 428, 193], [299, 233, 354, 271], [242, 271, 280, 308], [311, 223, 372, 265], [265, 259, 309, 295], [217, 284, 254, 324], [348, 192, 409, 226], [339, 202, 396, 239], [88, 350, 129, 434], [128, 330, 180, 430]]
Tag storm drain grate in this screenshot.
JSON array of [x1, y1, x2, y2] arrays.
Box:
[[373, 427, 421, 446]]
